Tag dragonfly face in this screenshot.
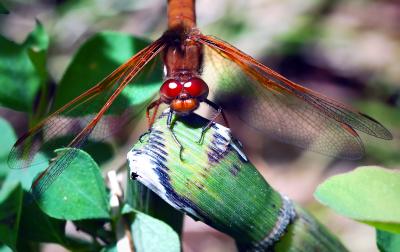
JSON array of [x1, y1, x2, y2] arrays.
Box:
[[160, 77, 209, 115], [157, 29, 210, 116]]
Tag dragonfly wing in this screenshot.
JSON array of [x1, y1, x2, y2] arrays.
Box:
[[199, 35, 392, 159], [8, 38, 165, 197]]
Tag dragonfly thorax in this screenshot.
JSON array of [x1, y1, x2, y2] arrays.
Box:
[[160, 77, 209, 115]]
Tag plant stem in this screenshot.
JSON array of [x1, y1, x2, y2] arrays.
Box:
[[127, 110, 348, 251]]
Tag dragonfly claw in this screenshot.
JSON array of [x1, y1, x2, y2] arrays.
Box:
[[139, 130, 151, 143], [178, 146, 185, 161], [197, 129, 206, 145]]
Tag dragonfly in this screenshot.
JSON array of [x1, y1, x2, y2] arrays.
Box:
[[8, 0, 392, 198]]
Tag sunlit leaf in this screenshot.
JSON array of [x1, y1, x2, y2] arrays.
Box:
[[37, 148, 110, 220], [131, 211, 180, 252], [0, 245, 12, 252], [315, 166, 400, 233]]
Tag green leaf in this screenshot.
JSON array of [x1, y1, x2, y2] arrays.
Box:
[[377, 230, 400, 252], [0, 21, 49, 112], [126, 181, 184, 235], [53, 31, 162, 116], [4, 154, 48, 192], [0, 118, 65, 247], [37, 148, 110, 220], [0, 120, 85, 252], [131, 211, 180, 252], [18, 201, 66, 244], [4, 153, 49, 193], [315, 166, 400, 233], [0, 118, 15, 158], [0, 117, 48, 188], [0, 182, 23, 250], [0, 245, 12, 252], [26, 21, 49, 90], [0, 2, 8, 14], [0, 117, 17, 180], [23, 21, 49, 51]]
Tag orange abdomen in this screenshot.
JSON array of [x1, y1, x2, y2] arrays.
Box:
[[167, 0, 196, 31]]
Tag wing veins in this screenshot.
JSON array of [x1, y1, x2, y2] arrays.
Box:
[[201, 36, 365, 158], [30, 38, 166, 197], [199, 34, 392, 140]]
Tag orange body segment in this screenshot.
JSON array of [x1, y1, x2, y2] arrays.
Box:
[[167, 0, 196, 31], [171, 98, 199, 114]]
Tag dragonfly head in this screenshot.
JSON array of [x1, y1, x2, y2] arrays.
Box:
[[160, 77, 209, 115]]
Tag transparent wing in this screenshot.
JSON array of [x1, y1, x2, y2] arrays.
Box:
[[199, 34, 392, 159], [8, 38, 165, 197]]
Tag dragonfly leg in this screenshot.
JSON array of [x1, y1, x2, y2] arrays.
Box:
[[198, 99, 229, 144], [141, 99, 162, 142], [146, 99, 162, 128], [167, 110, 184, 160]]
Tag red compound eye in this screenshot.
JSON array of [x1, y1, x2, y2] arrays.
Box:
[[160, 79, 183, 99], [183, 78, 209, 97]]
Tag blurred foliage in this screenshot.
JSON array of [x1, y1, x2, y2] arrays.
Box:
[[36, 148, 110, 220], [0, 22, 48, 112], [0, 182, 22, 250], [0, 109, 179, 250], [0, 2, 8, 14], [53, 31, 161, 116], [377, 230, 400, 252], [0, 117, 48, 192], [357, 101, 400, 167], [0, 4, 175, 249], [315, 166, 400, 233], [0, 0, 399, 251]]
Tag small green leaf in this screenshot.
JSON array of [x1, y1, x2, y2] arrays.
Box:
[[53, 31, 162, 116], [23, 21, 49, 51], [0, 182, 23, 250], [315, 166, 400, 233], [125, 181, 184, 235], [131, 211, 180, 252], [0, 22, 49, 112], [0, 117, 17, 179], [0, 2, 9, 14], [37, 148, 110, 220], [377, 230, 400, 252]]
